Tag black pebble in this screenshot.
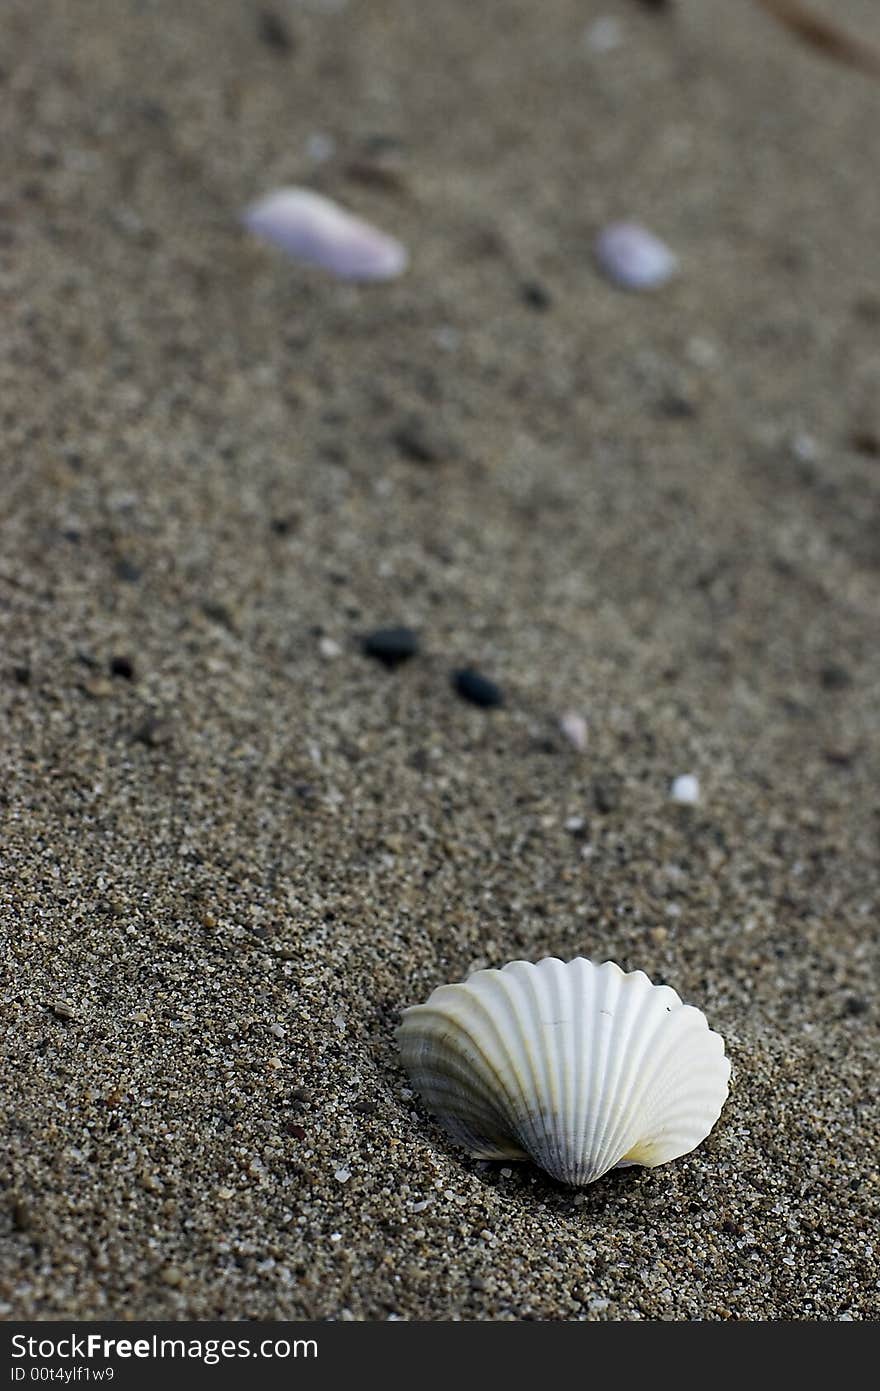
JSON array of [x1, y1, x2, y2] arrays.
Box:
[[452, 668, 504, 708], [593, 779, 620, 814], [844, 996, 868, 1017], [362, 626, 419, 667], [520, 280, 552, 311], [820, 663, 852, 691], [258, 9, 295, 53], [391, 415, 452, 465], [110, 655, 135, 680]]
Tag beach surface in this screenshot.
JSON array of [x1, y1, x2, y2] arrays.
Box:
[[1, 0, 878, 1320]]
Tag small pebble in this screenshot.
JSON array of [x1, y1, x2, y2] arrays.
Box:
[[334, 1167, 352, 1183], [242, 187, 407, 281], [362, 626, 419, 667], [109, 655, 135, 680], [560, 710, 588, 751], [670, 773, 700, 805], [452, 668, 504, 708], [593, 779, 620, 814], [391, 415, 453, 465], [564, 815, 586, 834], [258, 9, 295, 53], [318, 636, 342, 660], [520, 280, 553, 310], [595, 222, 678, 291]]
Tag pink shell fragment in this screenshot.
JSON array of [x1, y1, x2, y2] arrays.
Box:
[[242, 187, 408, 281], [595, 221, 678, 291]]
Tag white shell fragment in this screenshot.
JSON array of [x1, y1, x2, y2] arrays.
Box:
[[670, 773, 700, 805], [595, 222, 678, 291], [398, 957, 730, 1187], [559, 710, 588, 752], [242, 187, 408, 281]]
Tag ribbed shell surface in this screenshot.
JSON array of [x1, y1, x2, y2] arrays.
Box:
[[398, 957, 730, 1186]]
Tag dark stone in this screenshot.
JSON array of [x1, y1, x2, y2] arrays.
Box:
[[258, 9, 295, 53], [850, 428, 880, 458], [362, 626, 419, 667], [656, 392, 698, 420], [593, 779, 620, 814], [452, 668, 504, 708], [110, 655, 135, 680], [133, 716, 171, 748], [392, 416, 452, 465], [352, 1100, 378, 1117], [12, 664, 30, 685], [115, 558, 142, 583], [819, 663, 852, 691], [844, 996, 868, 1016], [520, 280, 552, 310], [285, 1122, 306, 1141]]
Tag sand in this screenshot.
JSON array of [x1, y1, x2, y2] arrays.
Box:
[[1, 0, 878, 1321]]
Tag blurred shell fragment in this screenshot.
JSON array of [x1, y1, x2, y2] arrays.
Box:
[[398, 956, 730, 1187], [559, 710, 588, 752], [242, 187, 408, 281], [595, 221, 678, 291]]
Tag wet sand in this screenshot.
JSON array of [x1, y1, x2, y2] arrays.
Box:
[[1, 0, 878, 1319]]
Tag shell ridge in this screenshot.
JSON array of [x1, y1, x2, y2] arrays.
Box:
[[584, 960, 628, 1181], [428, 988, 534, 1142], [598, 978, 688, 1171], [399, 998, 526, 1150], [588, 966, 659, 1177], [612, 1010, 728, 1167], [477, 969, 550, 1162], [517, 960, 566, 1177]]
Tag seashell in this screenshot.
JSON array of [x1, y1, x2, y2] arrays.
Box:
[[398, 957, 730, 1186], [595, 221, 678, 291], [242, 187, 408, 281]]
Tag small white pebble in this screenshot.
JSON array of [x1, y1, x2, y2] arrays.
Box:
[[559, 710, 588, 752], [564, 815, 586, 833], [334, 1167, 351, 1183], [329, 1232, 343, 1243], [243, 187, 408, 282], [333, 1013, 346, 1032], [670, 774, 700, 805], [499, 1167, 513, 1178], [269, 1023, 286, 1039], [319, 636, 342, 659], [584, 16, 623, 53], [595, 222, 678, 291], [410, 1199, 430, 1213], [400, 1087, 413, 1100]]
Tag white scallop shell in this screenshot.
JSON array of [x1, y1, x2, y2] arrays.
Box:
[[398, 957, 730, 1186], [242, 187, 408, 281]]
